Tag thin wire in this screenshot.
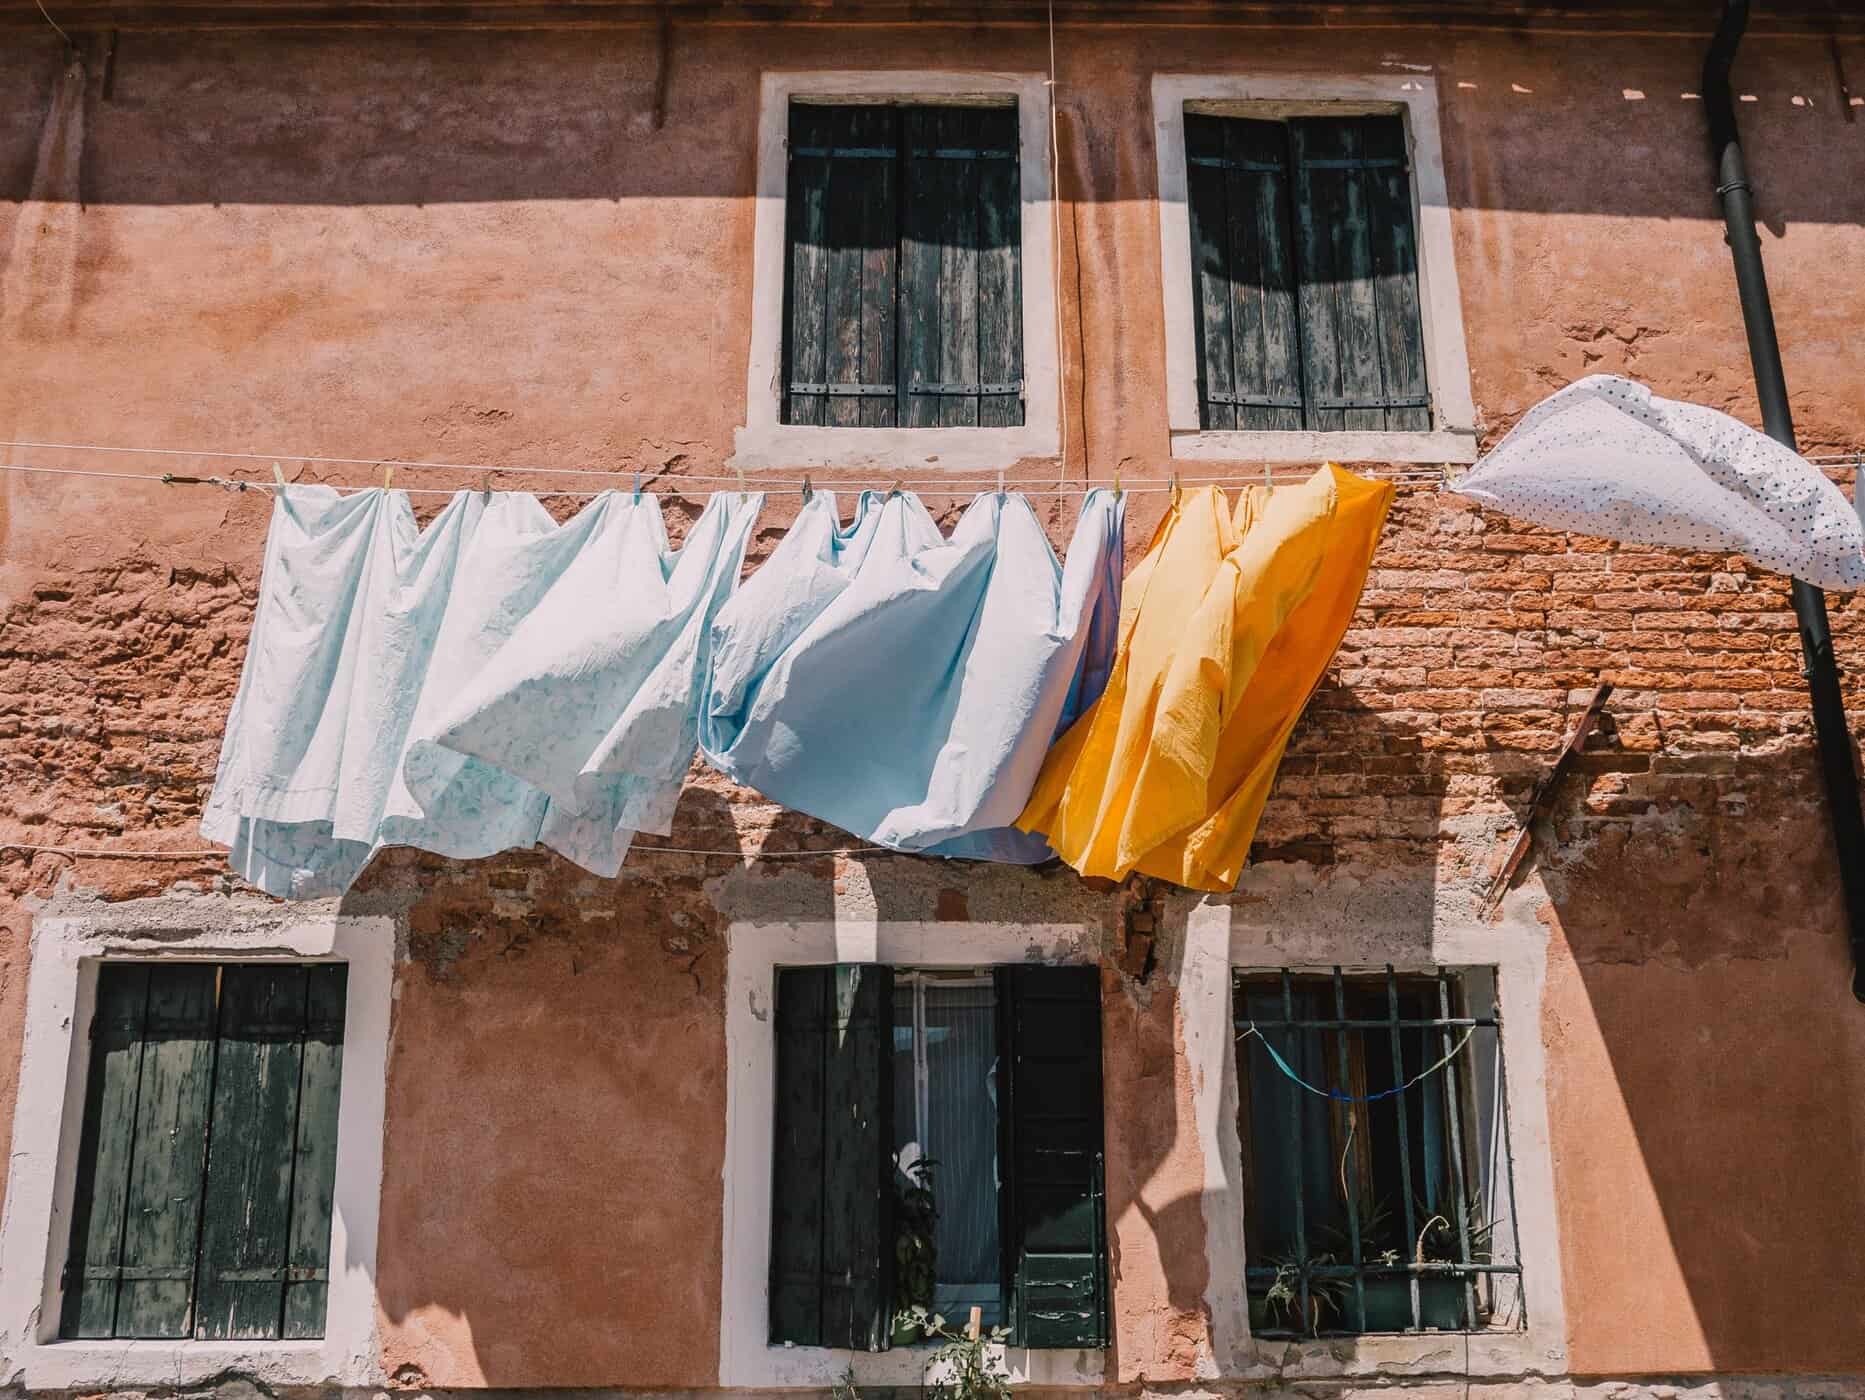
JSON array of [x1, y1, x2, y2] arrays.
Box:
[[33, 0, 73, 48], [0, 839, 897, 861], [1237, 1022, 1476, 1104], [0, 459, 1449, 497], [0, 439, 764, 484]]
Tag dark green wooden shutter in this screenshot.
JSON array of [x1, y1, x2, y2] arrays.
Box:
[[194, 963, 348, 1340], [283, 964, 347, 1338], [996, 964, 1107, 1349], [782, 104, 900, 427], [1185, 112, 1303, 431], [61, 961, 346, 1342], [769, 964, 895, 1350], [901, 105, 1024, 428], [1289, 113, 1430, 432], [115, 966, 219, 1337], [62, 963, 156, 1338]]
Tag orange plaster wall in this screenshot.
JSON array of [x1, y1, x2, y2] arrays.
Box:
[[1, 11, 1864, 1389]]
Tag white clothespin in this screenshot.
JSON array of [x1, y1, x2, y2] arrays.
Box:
[[996, 469, 1006, 500], [737, 464, 748, 503], [632, 472, 642, 502], [1263, 460, 1274, 494], [381, 462, 394, 491], [271, 462, 286, 490]]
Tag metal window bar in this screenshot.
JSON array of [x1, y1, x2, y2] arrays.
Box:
[[1235, 967, 1525, 1339]]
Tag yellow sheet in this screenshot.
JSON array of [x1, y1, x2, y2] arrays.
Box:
[[1016, 464, 1394, 890]]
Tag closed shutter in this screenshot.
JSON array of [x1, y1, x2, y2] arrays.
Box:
[[195, 963, 349, 1339], [901, 105, 1024, 428], [61, 962, 347, 1341], [782, 101, 1022, 429], [1185, 110, 1429, 433], [996, 964, 1107, 1348], [1185, 113, 1303, 431], [62, 963, 217, 1339], [1289, 113, 1430, 432], [769, 964, 895, 1350], [783, 104, 900, 427]]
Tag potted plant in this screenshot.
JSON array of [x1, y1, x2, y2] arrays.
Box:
[[1250, 1248, 1349, 1336], [892, 1157, 939, 1345]]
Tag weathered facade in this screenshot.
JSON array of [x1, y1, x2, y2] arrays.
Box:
[[2, 3, 1864, 1398]]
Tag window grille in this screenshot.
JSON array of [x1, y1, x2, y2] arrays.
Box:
[[1234, 966, 1523, 1337]]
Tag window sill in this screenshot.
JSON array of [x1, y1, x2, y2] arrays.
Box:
[[1, 1337, 362, 1391], [755, 1340, 1104, 1388], [1168, 428, 1479, 465], [731, 423, 1060, 474], [1228, 1327, 1549, 1379]]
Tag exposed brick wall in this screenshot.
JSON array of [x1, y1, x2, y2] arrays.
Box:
[[1, 471, 1859, 901], [1263, 473, 1865, 886]]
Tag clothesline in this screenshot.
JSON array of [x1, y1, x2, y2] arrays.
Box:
[[0, 459, 1453, 496], [0, 838, 893, 861], [3, 434, 1860, 481]]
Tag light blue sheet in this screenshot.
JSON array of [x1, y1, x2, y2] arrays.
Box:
[[701, 489, 1124, 861], [201, 485, 762, 897]]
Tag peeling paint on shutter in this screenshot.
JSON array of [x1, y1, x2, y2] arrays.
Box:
[[783, 105, 900, 427], [996, 964, 1107, 1349], [62, 963, 154, 1338], [1290, 114, 1431, 432], [902, 106, 1024, 429], [1186, 113, 1303, 431], [195, 965, 311, 1340], [769, 964, 895, 1350], [115, 965, 219, 1338], [61, 961, 345, 1343], [283, 964, 347, 1339]]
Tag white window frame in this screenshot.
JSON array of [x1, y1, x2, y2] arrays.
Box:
[[733, 72, 1062, 473], [0, 904, 392, 1391], [1152, 74, 1479, 466], [1177, 904, 1569, 1379], [719, 921, 1104, 1389]]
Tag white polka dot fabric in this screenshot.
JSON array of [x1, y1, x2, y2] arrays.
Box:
[[1453, 374, 1865, 590]]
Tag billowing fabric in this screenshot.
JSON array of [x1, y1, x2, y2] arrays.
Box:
[[702, 488, 1124, 861], [1017, 465, 1394, 891], [201, 485, 762, 897], [1453, 374, 1865, 590]]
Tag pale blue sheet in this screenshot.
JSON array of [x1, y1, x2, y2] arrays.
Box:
[[201, 485, 762, 897], [701, 489, 1124, 861]]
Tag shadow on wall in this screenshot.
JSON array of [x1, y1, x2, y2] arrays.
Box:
[[340, 777, 838, 1389], [1096, 686, 1447, 1382], [1535, 743, 1865, 1376], [1, 26, 1863, 226]]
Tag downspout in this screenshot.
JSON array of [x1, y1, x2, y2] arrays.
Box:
[[1703, 0, 1865, 1002]]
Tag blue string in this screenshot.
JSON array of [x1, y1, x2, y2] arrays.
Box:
[[1237, 1023, 1475, 1104]]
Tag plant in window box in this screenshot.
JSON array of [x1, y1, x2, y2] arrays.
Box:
[[897, 1306, 1013, 1400], [1252, 1249, 1350, 1336], [1403, 1200, 1497, 1331], [892, 1157, 939, 1345]]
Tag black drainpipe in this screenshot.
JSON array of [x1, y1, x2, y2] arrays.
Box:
[[1704, 0, 1865, 1001]]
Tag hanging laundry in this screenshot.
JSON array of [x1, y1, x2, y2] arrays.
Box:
[[1452, 374, 1865, 589], [701, 489, 1124, 861], [200, 485, 761, 897], [1016, 466, 1394, 891]]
